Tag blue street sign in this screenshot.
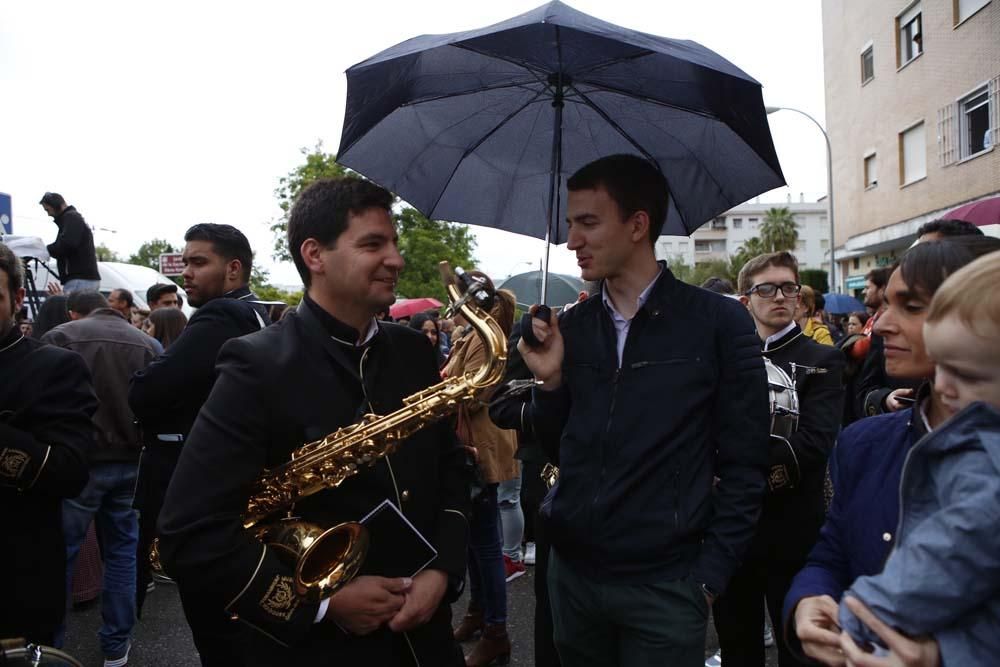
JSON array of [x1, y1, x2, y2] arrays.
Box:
[[0, 193, 11, 234]]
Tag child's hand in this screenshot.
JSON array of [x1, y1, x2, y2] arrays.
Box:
[[838, 596, 940, 667]]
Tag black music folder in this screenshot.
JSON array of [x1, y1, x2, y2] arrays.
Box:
[[358, 499, 437, 578]]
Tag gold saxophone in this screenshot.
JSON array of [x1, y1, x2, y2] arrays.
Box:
[[240, 261, 507, 603]]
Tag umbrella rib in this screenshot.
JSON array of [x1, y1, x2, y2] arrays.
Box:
[[451, 43, 552, 82], [398, 79, 547, 109], [425, 90, 550, 218], [569, 84, 729, 208]]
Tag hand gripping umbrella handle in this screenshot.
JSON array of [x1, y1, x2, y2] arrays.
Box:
[[519, 305, 552, 349]]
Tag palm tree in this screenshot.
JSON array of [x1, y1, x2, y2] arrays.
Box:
[[759, 206, 799, 253]]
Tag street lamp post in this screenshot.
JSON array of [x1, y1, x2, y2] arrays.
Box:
[[765, 106, 837, 293]]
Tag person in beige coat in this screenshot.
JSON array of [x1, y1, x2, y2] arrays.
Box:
[[444, 284, 519, 667]]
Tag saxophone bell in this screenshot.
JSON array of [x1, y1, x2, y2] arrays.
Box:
[[254, 519, 369, 604]]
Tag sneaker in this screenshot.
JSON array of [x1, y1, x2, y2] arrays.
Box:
[[145, 581, 155, 594], [763, 623, 775, 648], [524, 542, 536, 566], [104, 642, 130, 667], [705, 649, 722, 667], [503, 555, 525, 582]]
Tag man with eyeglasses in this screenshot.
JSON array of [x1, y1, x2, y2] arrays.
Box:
[[709, 251, 844, 667]]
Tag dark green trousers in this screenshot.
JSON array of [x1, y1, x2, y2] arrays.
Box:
[[548, 550, 708, 667]]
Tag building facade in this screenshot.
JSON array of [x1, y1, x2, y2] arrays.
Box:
[[656, 197, 831, 270], [822, 0, 999, 294]]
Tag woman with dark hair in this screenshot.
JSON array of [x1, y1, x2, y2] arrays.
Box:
[[145, 307, 188, 349], [31, 295, 70, 338], [409, 311, 445, 367], [784, 235, 1000, 667]]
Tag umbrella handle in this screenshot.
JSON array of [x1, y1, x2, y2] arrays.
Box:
[[519, 305, 552, 349]]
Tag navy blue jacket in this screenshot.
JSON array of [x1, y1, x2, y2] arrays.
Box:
[[841, 402, 1000, 665], [782, 407, 925, 651], [531, 267, 769, 595]]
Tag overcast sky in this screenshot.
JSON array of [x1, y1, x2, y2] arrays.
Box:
[[0, 0, 827, 288]]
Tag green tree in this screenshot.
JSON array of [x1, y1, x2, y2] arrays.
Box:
[[730, 236, 770, 286], [95, 243, 121, 262], [270, 143, 354, 262], [127, 239, 182, 286], [799, 269, 829, 294], [395, 207, 477, 303], [666, 256, 693, 284], [250, 264, 302, 307], [689, 259, 736, 288], [759, 206, 799, 253]]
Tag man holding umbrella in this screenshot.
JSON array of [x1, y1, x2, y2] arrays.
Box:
[[520, 154, 770, 666]]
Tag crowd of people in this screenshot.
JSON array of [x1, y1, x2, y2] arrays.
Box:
[[1, 164, 998, 667]]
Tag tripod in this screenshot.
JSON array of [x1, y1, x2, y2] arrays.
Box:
[[20, 257, 55, 318]]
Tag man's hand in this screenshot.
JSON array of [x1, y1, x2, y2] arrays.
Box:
[[795, 595, 847, 666], [838, 597, 940, 667], [516, 305, 564, 390], [387, 569, 448, 633], [324, 575, 410, 635], [885, 388, 915, 412], [46, 281, 63, 295]]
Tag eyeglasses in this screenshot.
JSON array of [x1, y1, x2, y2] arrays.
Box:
[[746, 282, 801, 299]]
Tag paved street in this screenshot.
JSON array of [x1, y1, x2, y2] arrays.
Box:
[[64, 568, 776, 666]]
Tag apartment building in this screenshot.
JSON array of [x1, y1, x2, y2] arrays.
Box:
[[656, 197, 831, 269], [822, 0, 999, 294]]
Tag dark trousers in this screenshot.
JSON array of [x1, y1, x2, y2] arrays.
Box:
[[533, 508, 561, 667], [178, 582, 245, 667], [520, 460, 547, 543], [548, 549, 708, 667], [712, 555, 810, 667]]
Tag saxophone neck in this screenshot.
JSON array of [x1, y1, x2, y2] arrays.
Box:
[[439, 262, 507, 391]]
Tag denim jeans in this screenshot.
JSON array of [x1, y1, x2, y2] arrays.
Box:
[[63, 278, 101, 294], [467, 483, 507, 625], [60, 462, 139, 658], [497, 470, 524, 562]]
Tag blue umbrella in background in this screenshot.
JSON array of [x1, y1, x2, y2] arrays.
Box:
[[823, 293, 865, 314], [337, 0, 785, 301]]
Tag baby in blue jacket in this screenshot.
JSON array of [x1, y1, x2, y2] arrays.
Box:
[[840, 251, 1000, 665]]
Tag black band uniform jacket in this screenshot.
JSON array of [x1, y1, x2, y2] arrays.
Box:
[[157, 299, 470, 666], [0, 326, 97, 643]]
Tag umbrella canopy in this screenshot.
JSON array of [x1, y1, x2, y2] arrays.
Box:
[[946, 196, 1000, 227], [498, 270, 583, 308], [338, 0, 785, 246], [823, 293, 865, 315], [390, 297, 443, 319]]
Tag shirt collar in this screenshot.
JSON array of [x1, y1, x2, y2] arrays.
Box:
[[304, 294, 378, 347], [763, 320, 798, 351], [222, 285, 253, 301], [601, 265, 664, 321]]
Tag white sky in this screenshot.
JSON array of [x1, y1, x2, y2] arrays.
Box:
[[0, 0, 827, 287]]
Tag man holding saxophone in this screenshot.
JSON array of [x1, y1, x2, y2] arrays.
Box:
[[158, 178, 470, 666]]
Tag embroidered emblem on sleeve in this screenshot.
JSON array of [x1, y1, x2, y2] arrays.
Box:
[[767, 464, 790, 491], [259, 575, 299, 621], [0, 448, 30, 480]]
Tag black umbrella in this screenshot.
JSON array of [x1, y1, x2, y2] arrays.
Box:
[[498, 270, 584, 309], [339, 0, 784, 300]]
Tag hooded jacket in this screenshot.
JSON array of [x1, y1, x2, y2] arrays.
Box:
[[840, 402, 1000, 665]]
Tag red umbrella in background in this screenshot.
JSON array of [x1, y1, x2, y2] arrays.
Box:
[[390, 297, 443, 319], [946, 196, 1000, 227]]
